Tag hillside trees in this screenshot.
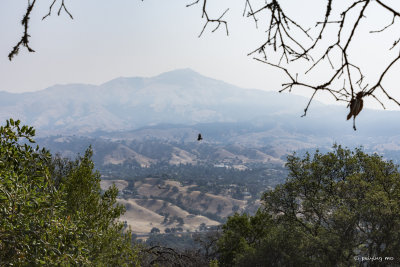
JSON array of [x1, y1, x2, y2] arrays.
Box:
[[217, 145, 400, 266], [0, 119, 140, 265], [9, 1, 400, 128]]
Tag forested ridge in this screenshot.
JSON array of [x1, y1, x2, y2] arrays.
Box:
[[1, 119, 400, 266]]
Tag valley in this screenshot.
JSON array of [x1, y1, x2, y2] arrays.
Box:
[[3, 69, 400, 238]]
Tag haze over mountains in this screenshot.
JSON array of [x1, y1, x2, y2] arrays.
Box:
[[2, 68, 314, 135], [1, 68, 399, 151]]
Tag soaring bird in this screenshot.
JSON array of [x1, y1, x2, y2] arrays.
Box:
[[197, 133, 203, 141], [347, 92, 364, 130]]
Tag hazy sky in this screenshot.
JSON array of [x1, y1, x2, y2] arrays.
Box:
[[1, 0, 400, 110]]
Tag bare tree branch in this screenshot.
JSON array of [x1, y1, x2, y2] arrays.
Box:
[[42, 0, 73, 20], [8, 0, 37, 61], [9, 0, 73, 61], [233, 0, 399, 130], [187, 0, 229, 37]]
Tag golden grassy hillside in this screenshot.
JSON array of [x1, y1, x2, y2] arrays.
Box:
[[101, 178, 250, 235]]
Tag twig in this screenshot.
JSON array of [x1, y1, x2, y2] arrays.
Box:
[[8, 0, 37, 60]]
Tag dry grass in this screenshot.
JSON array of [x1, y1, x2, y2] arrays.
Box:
[[101, 178, 250, 235], [100, 179, 128, 191]]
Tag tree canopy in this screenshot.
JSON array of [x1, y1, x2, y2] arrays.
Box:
[[217, 145, 400, 266], [0, 119, 140, 265]]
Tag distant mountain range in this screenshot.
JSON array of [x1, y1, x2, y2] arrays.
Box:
[[2, 68, 316, 135], [2, 68, 400, 156]]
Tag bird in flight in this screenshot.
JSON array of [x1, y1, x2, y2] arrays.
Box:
[[197, 133, 203, 141]]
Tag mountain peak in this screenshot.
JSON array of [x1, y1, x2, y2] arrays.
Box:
[[100, 69, 208, 88], [154, 68, 206, 84], [156, 68, 200, 77]]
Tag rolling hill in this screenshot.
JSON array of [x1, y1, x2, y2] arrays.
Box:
[[3, 69, 400, 235]]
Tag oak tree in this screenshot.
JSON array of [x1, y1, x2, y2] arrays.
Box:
[[217, 145, 400, 266]]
